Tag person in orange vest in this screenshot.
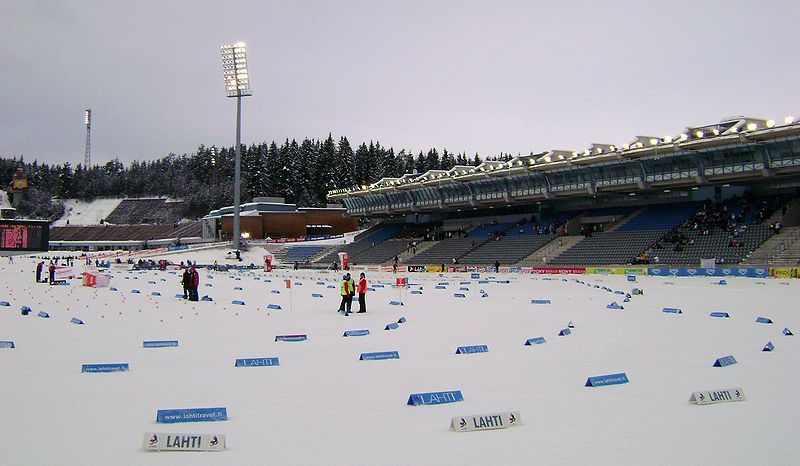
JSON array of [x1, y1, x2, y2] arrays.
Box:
[[357, 272, 368, 313]]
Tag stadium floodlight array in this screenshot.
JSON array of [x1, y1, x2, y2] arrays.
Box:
[[220, 41, 253, 251], [221, 42, 252, 97]]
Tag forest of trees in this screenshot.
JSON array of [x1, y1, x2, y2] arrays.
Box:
[[1, 135, 497, 221]]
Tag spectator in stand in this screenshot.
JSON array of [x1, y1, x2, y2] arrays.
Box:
[[35, 261, 44, 283], [48, 263, 55, 283]]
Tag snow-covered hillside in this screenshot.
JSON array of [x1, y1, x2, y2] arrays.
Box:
[[52, 198, 125, 226], [1, 258, 798, 465]]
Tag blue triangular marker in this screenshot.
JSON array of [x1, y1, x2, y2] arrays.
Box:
[[762, 341, 774, 352]]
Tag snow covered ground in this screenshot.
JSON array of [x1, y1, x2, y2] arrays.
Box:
[[52, 198, 124, 226], [1, 254, 798, 465]]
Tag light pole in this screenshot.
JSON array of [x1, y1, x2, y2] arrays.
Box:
[[220, 42, 252, 251]]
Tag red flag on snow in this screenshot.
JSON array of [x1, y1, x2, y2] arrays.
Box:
[[285, 279, 292, 289]]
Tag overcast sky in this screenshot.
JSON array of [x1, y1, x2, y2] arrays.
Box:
[[2, 0, 798, 167]]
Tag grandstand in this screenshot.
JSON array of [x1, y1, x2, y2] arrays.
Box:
[[50, 222, 200, 242], [324, 115, 800, 269], [104, 198, 185, 225]]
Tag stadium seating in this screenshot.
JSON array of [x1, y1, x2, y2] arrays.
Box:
[[405, 238, 477, 265], [548, 230, 668, 265], [649, 225, 773, 266], [349, 239, 410, 264], [459, 234, 556, 265], [49, 222, 201, 242], [616, 203, 698, 231], [104, 199, 185, 225], [284, 245, 326, 263]]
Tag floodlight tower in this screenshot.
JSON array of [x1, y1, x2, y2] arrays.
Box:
[[84, 109, 92, 167], [220, 42, 252, 252]]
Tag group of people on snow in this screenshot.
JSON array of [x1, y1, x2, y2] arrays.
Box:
[[338, 272, 367, 315]]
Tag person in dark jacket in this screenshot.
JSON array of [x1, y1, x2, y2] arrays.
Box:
[[48, 263, 56, 283], [181, 268, 191, 299], [337, 274, 350, 314], [36, 261, 44, 283], [188, 266, 200, 301]]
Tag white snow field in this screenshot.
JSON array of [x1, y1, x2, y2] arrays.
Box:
[[52, 198, 124, 226], [1, 256, 799, 465]]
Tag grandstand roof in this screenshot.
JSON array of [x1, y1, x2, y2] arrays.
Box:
[[329, 115, 799, 201]]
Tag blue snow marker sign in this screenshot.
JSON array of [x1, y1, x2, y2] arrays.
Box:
[[662, 307, 682, 314], [525, 337, 546, 345], [143, 340, 178, 348], [471, 273, 480, 279], [275, 334, 307, 342], [435, 286, 446, 290], [360, 351, 399, 361], [710, 312, 730, 318], [37, 311, 50, 318], [407, 390, 464, 406], [783, 327, 794, 336], [156, 407, 228, 424], [762, 342, 775, 352], [454, 293, 466, 298], [531, 299, 551, 304], [0, 341, 15, 348], [82, 363, 129, 373], [267, 304, 282, 310], [311, 293, 323, 298], [343, 329, 370, 337], [558, 328, 571, 336], [231, 300, 245, 305], [70, 317, 84, 325], [713, 355, 737, 367], [585, 372, 629, 387], [385, 323, 399, 330], [455, 345, 488, 354], [235, 357, 279, 367], [755, 317, 773, 324]]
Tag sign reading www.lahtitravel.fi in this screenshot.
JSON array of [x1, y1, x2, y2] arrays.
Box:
[[142, 432, 225, 452], [689, 388, 745, 405], [450, 411, 522, 432], [156, 407, 228, 423]]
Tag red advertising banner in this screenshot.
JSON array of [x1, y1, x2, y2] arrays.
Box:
[[529, 267, 586, 274]]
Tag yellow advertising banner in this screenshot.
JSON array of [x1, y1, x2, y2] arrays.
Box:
[[769, 267, 798, 278]]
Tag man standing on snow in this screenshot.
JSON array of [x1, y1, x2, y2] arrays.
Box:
[[347, 273, 356, 313], [357, 272, 368, 313], [188, 266, 200, 301], [338, 274, 351, 314], [181, 267, 191, 299]]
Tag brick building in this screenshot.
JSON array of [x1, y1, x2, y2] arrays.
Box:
[[201, 197, 357, 240]]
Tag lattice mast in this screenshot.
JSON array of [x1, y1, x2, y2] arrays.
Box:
[[84, 109, 92, 167]]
